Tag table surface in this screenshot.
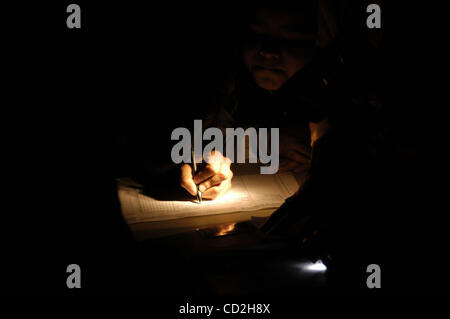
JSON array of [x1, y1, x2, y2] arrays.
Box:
[[126, 164, 309, 241]]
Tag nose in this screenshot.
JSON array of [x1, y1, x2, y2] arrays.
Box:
[[259, 49, 280, 60], [258, 39, 281, 60]]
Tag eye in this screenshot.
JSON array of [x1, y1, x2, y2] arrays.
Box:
[[285, 38, 316, 49], [243, 28, 267, 43]]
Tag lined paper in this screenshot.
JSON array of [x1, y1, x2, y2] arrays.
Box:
[[118, 173, 299, 224]]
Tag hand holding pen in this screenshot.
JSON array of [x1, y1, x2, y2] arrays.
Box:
[[180, 150, 233, 201], [191, 148, 202, 203]]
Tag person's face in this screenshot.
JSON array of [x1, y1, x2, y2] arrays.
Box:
[[242, 8, 317, 91]]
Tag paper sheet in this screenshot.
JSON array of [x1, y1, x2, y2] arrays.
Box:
[[118, 173, 299, 224]]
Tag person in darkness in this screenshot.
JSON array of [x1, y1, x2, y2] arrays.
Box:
[[109, 1, 390, 296], [125, 2, 384, 208], [178, 3, 330, 200]]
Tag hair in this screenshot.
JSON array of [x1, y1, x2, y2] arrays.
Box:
[[234, 1, 338, 48]]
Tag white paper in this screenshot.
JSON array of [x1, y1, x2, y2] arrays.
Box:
[[118, 173, 299, 224]]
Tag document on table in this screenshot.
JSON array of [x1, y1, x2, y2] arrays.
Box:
[[117, 173, 299, 224]]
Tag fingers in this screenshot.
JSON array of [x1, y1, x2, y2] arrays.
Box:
[[179, 150, 234, 200], [278, 159, 301, 173], [193, 150, 230, 185], [295, 144, 311, 158], [192, 151, 233, 200], [201, 179, 232, 200], [284, 149, 310, 164], [193, 163, 218, 185], [294, 165, 309, 173], [180, 164, 197, 196], [198, 164, 232, 192], [198, 172, 225, 193]]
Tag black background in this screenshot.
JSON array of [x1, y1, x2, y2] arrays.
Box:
[[1, 1, 445, 302]]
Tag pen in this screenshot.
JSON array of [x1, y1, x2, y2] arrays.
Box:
[[191, 148, 202, 204]]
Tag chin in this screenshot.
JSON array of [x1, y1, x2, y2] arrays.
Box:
[[255, 77, 284, 91], [252, 70, 287, 91]]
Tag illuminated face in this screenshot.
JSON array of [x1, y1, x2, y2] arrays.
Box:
[[242, 8, 317, 91]]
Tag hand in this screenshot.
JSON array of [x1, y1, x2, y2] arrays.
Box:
[[278, 128, 311, 173], [180, 150, 233, 200]]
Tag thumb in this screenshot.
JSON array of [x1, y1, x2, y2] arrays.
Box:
[[180, 164, 197, 195]]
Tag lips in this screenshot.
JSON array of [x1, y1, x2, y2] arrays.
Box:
[[253, 65, 285, 74]]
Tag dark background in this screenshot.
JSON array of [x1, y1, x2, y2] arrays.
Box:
[[1, 1, 445, 301]]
